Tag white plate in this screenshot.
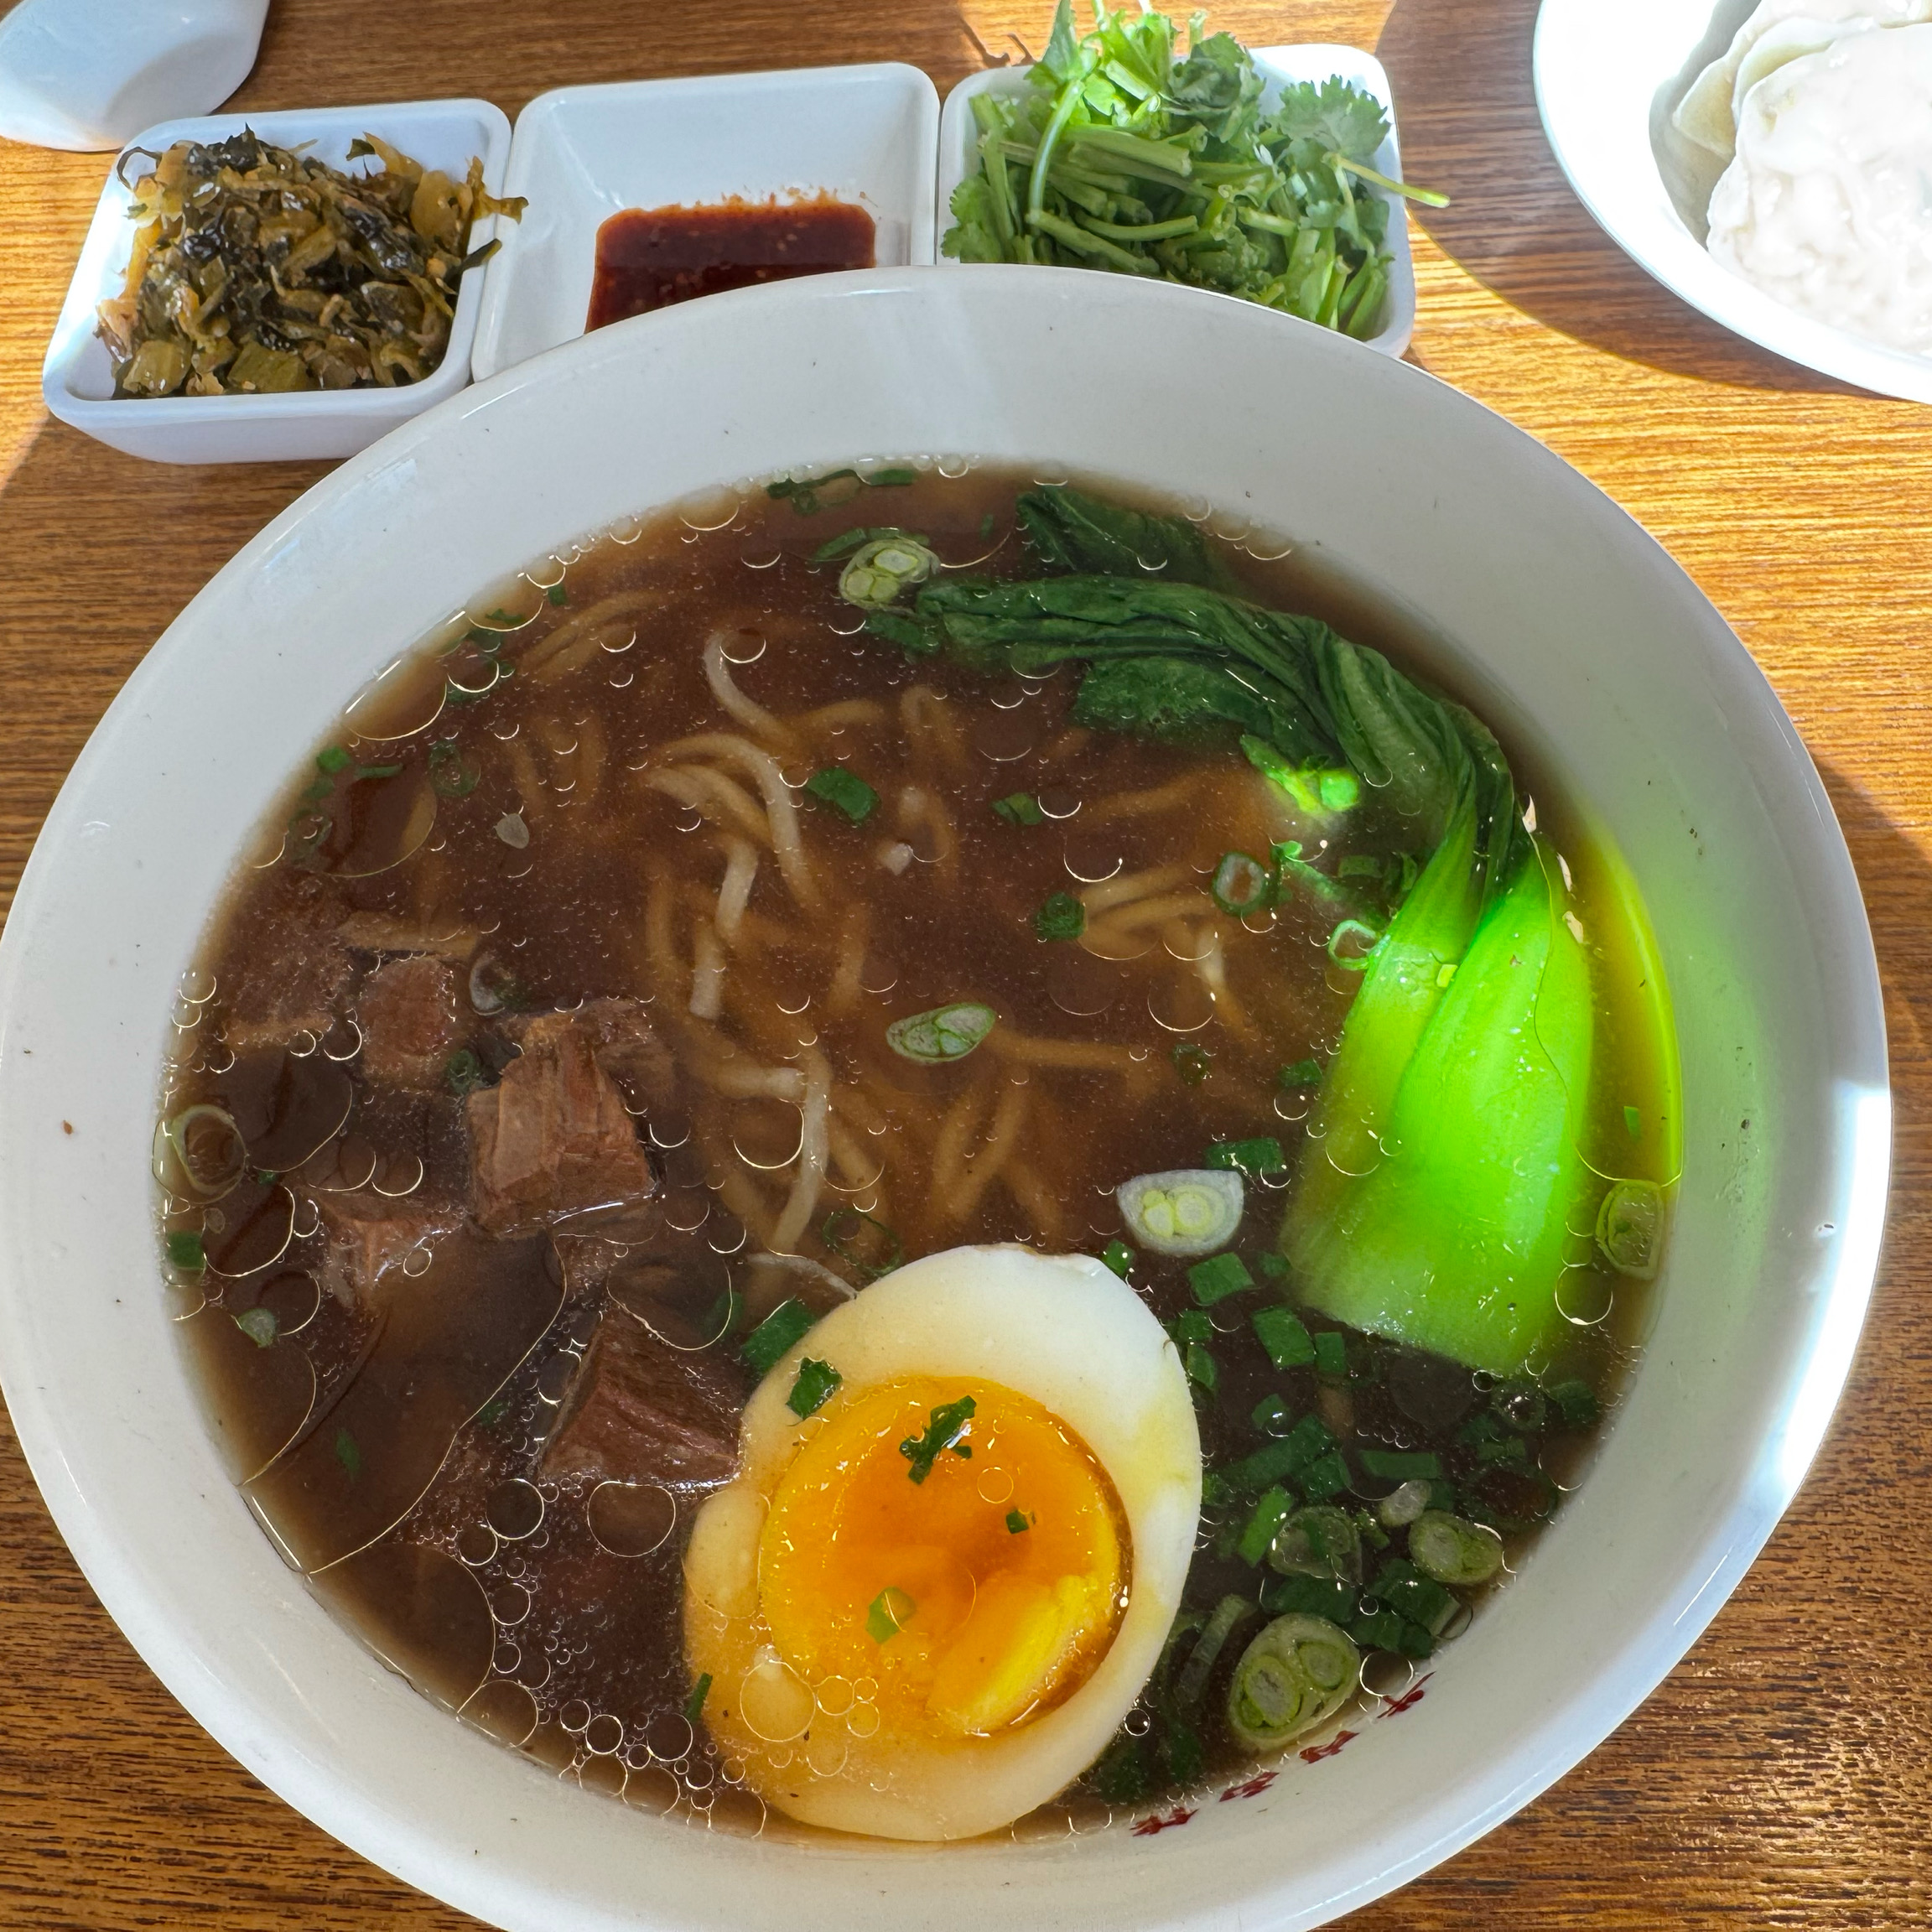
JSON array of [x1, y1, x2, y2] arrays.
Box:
[[39, 99, 513, 463], [937, 45, 1416, 358], [1535, 0, 1932, 402], [0, 268, 1887, 1929], [470, 65, 939, 382]]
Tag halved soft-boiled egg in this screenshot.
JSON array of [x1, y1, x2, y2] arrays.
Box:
[[683, 1244, 1200, 1840]]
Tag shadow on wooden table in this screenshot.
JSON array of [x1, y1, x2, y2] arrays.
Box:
[[1374, 0, 1864, 397]]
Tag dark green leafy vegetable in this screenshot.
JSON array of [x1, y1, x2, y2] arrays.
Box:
[[941, 3, 1442, 340], [901, 1396, 976, 1483], [742, 1298, 817, 1376], [787, 1358, 843, 1419], [1033, 891, 1087, 941], [804, 766, 880, 823]]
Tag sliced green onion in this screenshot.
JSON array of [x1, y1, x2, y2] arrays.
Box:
[[787, 1357, 842, 1419], [1226, 1613, 1360, 1750], [1100, 1239, 1133, 1278], [886, 1001, 997, 1064], [1326, 917, 1385, 970], [821, 1207, 904, 1281], [900, 1395, 975, 1483], [993, 792, 1046, 827], [812, 523, 925, 565], [742, 1297, 817, 1376], [153, 1104, 247, 1202], [1596, 1179, 1665, 1280], [1171, 1041, 1213, 1085], [1005, 1509, 1032, 1535], [1252, 1304, 1317, 1369], [1236, 1486, 1295, 1566], [1170, 1308, 1213, 1344], [1299, 1449, 1350, 1501], [1259, 1571, 1357, 1623], [334, 1427, 361, 1480], [1033, 891, 1086, 942], [1409, 1509, 1504, 1587], [1279, 1058, 1323, 1089], [1117, 1168, 1244, 1257], [1372, 1557, 1461, 1636], [1251, 1392, 1292, 1434], [1176, 1593, 1252, 1709], [1210, 849, 1275, 917], [1376, 1478, 1435, 1529], [233, 1306, 277, 1348], [1548, 1378, 1601, 1431], [866, 1587, 916, 1644], [1204, 1136, 1285, 1177], [1183, 1342, 1218, 1392], [1216, 1415, 1335, 1498], [315, 745, 352, 774], [839, 535, 940, 609], [1313, 1331, 1349, 1379], [1358, 1448, 1441, 1482], [164, 1229, 206, 1272], [804, 766, 880, 823], [427, 741, 481, 797], [1269, 1504, 1363, 1582], [444, 1048, 486, 1098], [1187, 1251, 1254, 1306], [683, 1673, 713, 1722]]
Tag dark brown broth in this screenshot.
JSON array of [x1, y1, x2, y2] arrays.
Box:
[[161, 466, 1670, 1837]]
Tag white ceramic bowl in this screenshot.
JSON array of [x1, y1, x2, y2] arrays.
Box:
[[937, 45, 1417, 358], [0, 269, 1887, 1930], [40, 98, 513, 463], [470, 65, 939, 382], [1535, 0, 1932, 403]]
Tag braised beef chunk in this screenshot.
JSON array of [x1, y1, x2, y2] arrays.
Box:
[[465, 1010, 659, 1233], [565, 998, 678, 1116], [315, 1188, 465, 1311], [540, 1306, 743, 1490], [222, 876, 355, 1052], [357, 953, 461, 1088]]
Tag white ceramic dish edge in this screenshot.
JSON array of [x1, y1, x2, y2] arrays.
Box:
[[39, 97, 513, 463], [0, 268, 1888, 1930], [1533, 0, 1932, 404], [936, 45, 1416, 358]]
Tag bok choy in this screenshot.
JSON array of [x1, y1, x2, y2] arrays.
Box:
[[871, 484, 1600, 1379]]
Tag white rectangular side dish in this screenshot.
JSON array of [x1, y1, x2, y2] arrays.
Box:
[[469, 64, 941, 382], [936, 46, 1417, 359], [39, 98, 512, 465]]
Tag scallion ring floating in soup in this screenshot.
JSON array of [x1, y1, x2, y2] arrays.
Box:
[[158, 468, 1679, 1840]]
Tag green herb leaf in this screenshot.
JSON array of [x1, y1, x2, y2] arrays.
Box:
[[1033, 891, 1086, 942], [164, 1229, 205, 1272], [866, 1586, 917, 1643], [742, 1297, 817, 1376], [546, 583, 569, 606], [683, 1672, 713, 1722], [787, 1357, 843, 1419], [1270, 75, 1389, 164], [992, 792, 1047, 827], [234, 1306, 278, 1348], [900, 1395, 976, 1483], [1172, 1041, 1213, 1086], [804, 765, 880, 823], [1005, 1509, 1032, 1535]]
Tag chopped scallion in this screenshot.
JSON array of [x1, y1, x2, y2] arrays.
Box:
[[233, 1306, 277, 1348], [1408, 1510, 1504, 1587], [1236, 1486, 1294, 1566], [1117, 1168, 1244, 1257], [1210, 849, 1276, 917], [1171, 1041, 1213, 1085], [546, 583, 569, 606], [993, 792, 1046, 827], [1187, 1251, 1254, 1306], [1032, 891, 1086, 942], [1005, 1509, 1032, 1535], [1358, 1448, 1441, 1481], [1254, 1306, 1316, 1369], [1326, 917, 1384, 970], [804, 765, 880, 823], [1299, 1448, 1350, 1501], [1251, 1392, 1292, 1435], [1548, 1379, 1600, 1431], [1269, 1504, 1363, 1582], [900, 1395, 975, 1483], [866, 1586, 917, 1644], [1204, 1136, 1285, 1177], [821, 1207, 903, 1281], [741, 1297, 817, 1376], [1313, 1331, 1349, 1379], [683, 1672, 713, 1722], [164, 1229, 205, 1272], [1176, 1593, 1253, 1711], [1279, 1058, 1323, 1089], [886, 1001, 997, 1064], [444, 1048, 486, 1098], [334, 1427, 361, 1480], [1226, 1613, 1359, 1749], [315, 745, 352, 774], [1596, 1178, 1665, 1280], [1183, 1342, 1218, 1392], [1100, 1239, 1133, 1278]]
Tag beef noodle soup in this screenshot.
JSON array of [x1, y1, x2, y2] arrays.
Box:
[[155, 468, 1679, 1841]]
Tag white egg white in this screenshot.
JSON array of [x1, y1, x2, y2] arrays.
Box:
[[683, 1244, 1201, 1841]]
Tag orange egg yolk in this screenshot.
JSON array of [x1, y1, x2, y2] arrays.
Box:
[[756, 1376, 1129, 1739]]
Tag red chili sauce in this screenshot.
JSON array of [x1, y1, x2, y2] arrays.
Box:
[[584, 195, 876, 329]]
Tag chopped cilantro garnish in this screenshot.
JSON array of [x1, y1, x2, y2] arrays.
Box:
[[804, 765, 880, 823], [1033, 891, 1086, 942], [315, 745, 352, 774], [683, 1672, 712, 1722], [1188, 1252, 1254, 1306], [1100, 1239, 1133, 1278], [992, 792, 1046, 827], [787, 1358, 843, 1419], [334, 1427, 361, 1481], [1005, 1509, 1032, 1535], [164, 1229, 205, 1272], [742, 1297, 817, 1376], [866, 1586, 916, 1643], [900, 1395, 975, 1483], [233, 1306, 277, 1348]]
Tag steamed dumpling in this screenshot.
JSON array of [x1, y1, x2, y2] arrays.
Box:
[[1673, 0, 1932, 162], [1706, 25, 1932, 354]]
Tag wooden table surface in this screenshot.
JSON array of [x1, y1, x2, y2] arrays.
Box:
[[1, 0, 1928, 1925]]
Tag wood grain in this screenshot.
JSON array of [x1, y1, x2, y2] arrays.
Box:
[[0, 0, 1928, 1925]]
